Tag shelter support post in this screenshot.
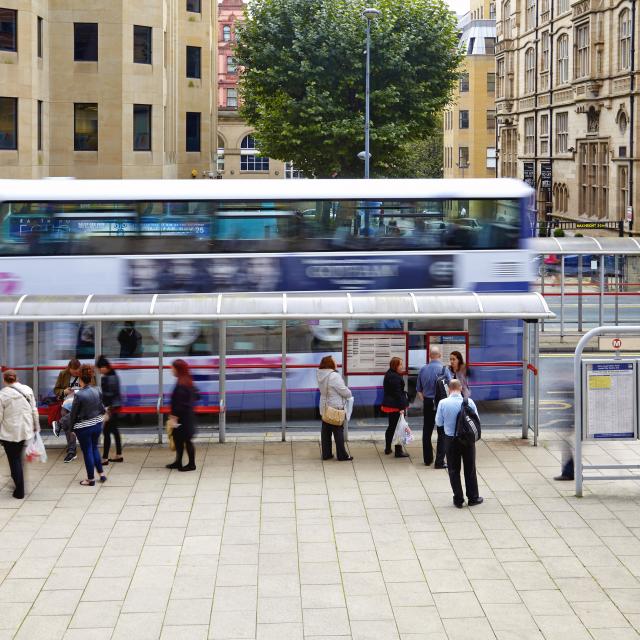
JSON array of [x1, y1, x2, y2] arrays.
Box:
[[342, 319, 349, 442], [32, 322, 38, 403], [560, 256, 565, 338], [578, 258, 583, 332], [219, 320, 226, 444], [615, 255, 620, 326], [281, 320, 287, 442], [522, 321, 530, 439], [95, 321, 102, 386], [541, 259, 545, 332], [157, 321, 163, 445], [599, 256, 605, 326], [1, 321, 6, 366], [533, 321, 540, 447]]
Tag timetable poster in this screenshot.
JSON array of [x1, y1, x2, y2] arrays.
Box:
[[345, 332, 408, 375], [426, 332, 469, 365], [584, 361, 637, 439]]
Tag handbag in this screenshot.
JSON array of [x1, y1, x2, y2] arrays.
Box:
[[165, 415, 178, 451], [320, 373, 346, 426]]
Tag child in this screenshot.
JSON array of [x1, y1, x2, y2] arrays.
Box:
[[52, 389, 76, 439]]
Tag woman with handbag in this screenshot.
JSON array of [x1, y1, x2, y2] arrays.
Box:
[[166, 359, 197, 472], [317, 356, 353, 461], [382, 357, 410, 458]]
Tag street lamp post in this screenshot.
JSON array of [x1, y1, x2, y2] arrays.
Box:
[[362, 8, 380, 179]]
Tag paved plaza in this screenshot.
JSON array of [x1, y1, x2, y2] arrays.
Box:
[[2, 431, 640, 640]]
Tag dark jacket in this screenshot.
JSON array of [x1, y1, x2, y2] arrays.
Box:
[[171, 383, 197, 437], [100, 370, 122, 408], [54, 368, 95, 399], [382, 369, 409, 409], [69, 386, 105, 430]]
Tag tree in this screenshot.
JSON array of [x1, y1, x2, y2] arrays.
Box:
[[383, 129, 444, 178], [234, 0, 462, 178]]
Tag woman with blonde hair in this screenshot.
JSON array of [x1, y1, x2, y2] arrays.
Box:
[[317, 355, 353, 461]]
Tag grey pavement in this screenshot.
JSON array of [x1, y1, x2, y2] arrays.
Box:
[[3, 429, 640, 639]]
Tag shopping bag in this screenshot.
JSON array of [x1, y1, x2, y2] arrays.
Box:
[[165, 415, 178, 451], [392, 413, 414, 447], [25, 432, 47, 463], [345, 397, 355, 422]]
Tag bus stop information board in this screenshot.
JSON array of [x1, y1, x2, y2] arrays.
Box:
[[426, 332, 469, 364], [344, 332, 408, 375], [582, 361, 637, 439]]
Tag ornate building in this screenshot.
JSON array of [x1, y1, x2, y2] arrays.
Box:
[[496, 0, 636, 227], [443, 0, 497, 179]]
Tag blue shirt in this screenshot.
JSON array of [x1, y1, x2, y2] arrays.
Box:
[[416, 360, 451, 399], [435, 392, 479, 437]]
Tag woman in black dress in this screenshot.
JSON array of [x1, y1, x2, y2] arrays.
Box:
[[381, 357, 410, 458], [166, 359, 197, 471]]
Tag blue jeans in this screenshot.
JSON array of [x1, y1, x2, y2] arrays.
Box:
[[76, 422, 104, 480]]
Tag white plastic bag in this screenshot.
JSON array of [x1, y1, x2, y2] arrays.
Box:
[[25, 432, 47, 463], [392, 413, 414, 447], [345, 397, 355, 422]]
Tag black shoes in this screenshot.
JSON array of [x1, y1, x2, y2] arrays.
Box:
[[384, 448, 392, 455], [554, 474, 574, 481], [63, 452, 77, 463], [337, 456, 354, 462], [165, 462, 180, 469], [468, 497, 484, 506], [179, 463, 196, 472], [453, 501, 464, 509], [395, 451, 410, 458], [434, 464, 448, 469]]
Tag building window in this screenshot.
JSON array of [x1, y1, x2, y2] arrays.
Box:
[[134, 26, 152, 64], [487, 110, 496, 130], [618, 165, 629, 220], [502, 0, 511, 38], [541, 31, 550, 72], [187, 0, 201, 13], [285, 162, 304, 179], [575, 23, 590, 79], [540, 114, 549, 154], [74, 23, 98, 61], [37, 100, 42, 151], [487, 72, 495, 93], [74, 103, 98, 151], [579, 140, 608, 218], [459, 110, 469, 129], [37, 16, 43, 58], [227, 56, 237, 74], [186, 112, 201, 152], [459, 73, 469, 92], [555, 112, 568, 153], [524, 48, 536, 93], [241, 135, 270, 172], [496, 59, 505, 97], [486, 147, 496, 169], [458, 146, 469, 168], [226, 88, 237, 108], [500, 128, 517, 177], [619, 10, 631, 71], [0, 9, 16, 52], [526, 0, 536, 30], [557, 0, 569, 13], [467, 38, 475, 54], [133, 104, 151, 151], [223, 25, 231, 42], [0, 97, 17, 149], [484, 37, 496, 55], [524, 117, 535, 154], [556, 34, 569, 84], [186, 46, 201, 79], [217, 137, 224, 172]]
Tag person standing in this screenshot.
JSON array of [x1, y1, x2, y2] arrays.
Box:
[[416, 347, 451, 467], [317, 356, 353, 462], [96, 356, 124, 465], [117, 322, 143, 358], [69, 365, 106, 486], [382, 357, 410, 458], [448, 350, 470, 398], [0, 370, 40, 499], [166, 359, 197, 472], [435, 379, 483, 508]]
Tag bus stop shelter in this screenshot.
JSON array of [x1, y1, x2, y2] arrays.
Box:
[[0, 291, 554, 444]]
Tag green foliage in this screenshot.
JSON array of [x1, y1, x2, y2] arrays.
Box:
[[235, 0, 462, 177], [553, 227, 566, 238]]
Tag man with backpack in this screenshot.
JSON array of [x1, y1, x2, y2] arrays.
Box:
[[416, 346, 451, 467], [435, 379, 483, 508]]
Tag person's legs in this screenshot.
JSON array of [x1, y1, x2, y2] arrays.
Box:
[[321, 421, 333, 459], [102, 422, 112, 460], [183, 436, 195, 469], [385, 412, 400, 454], [434, 426, 447, 467], [333, 426, 350, 461], [90, 423, 104, 476], [444, 435, 464, 506], [423, 400, 435, 465], [461, 442, 479, 501], [1, 440, 25, 498], [110, 412, 123, 457], [76, 428, 96, 480], [170, 428, 185, 468]]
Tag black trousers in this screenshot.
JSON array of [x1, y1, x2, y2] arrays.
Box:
[[102, 411, 122, 459], [384, 412, 403, 453], [423, 400, 445, 465], [173, 427, 195, 467], [444, 434, 479, 505], [321, 421, 349, 460], [1, 439, 25, 498]]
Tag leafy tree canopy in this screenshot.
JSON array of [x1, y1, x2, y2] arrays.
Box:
[[234, 0, 462, 178]]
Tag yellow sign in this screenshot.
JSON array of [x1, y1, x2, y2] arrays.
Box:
[[589, 376, 612, 390]]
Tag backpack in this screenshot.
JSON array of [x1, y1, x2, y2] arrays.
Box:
[[433, 367, 449, 409], [455, 398, 481, 446]]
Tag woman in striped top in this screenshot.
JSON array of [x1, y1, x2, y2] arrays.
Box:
[[69, 364, 107, 486]]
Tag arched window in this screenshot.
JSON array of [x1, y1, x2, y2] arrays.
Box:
[[619, 9, 631, 70], [524, 48, 536, 93], [502, 0, 511, 38], [556, 34, 569, 85], [240, 135, 270, 172], [223, 25, 231, 42]]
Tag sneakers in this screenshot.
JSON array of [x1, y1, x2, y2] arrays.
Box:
[[63, 452, 77, 463], [52, 421, 61, 437]]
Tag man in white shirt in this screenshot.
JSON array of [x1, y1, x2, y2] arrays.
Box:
[[435, 379, 483, 508]]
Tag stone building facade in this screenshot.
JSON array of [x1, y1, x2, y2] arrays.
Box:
[[496, 0, 636, 227], [0, 0, 217, 179], [444, 0, 498, 180]]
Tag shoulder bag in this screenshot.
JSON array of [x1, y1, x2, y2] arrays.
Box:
[[321, 373, 347, 427]]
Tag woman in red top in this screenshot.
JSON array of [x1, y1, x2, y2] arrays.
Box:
[[382, 357, 410, 458]]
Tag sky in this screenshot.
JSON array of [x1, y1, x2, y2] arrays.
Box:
[[447, 0, 471, 16]]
